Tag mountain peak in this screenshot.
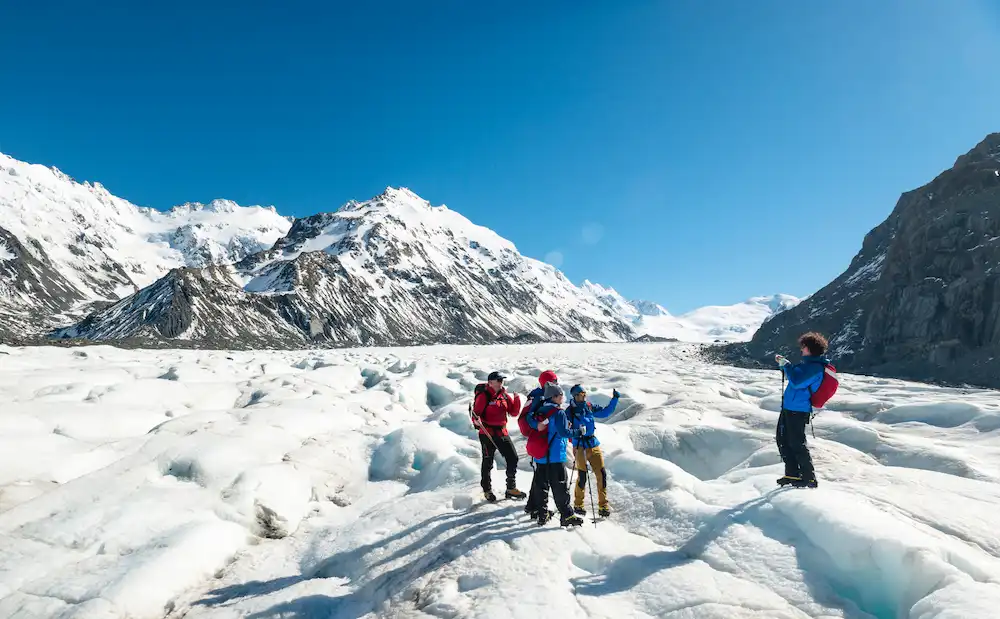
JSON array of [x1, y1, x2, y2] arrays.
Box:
[[172, 199, 240, 214], [630, 299, 671, 317], [335, 187, 446, 217], [746, 293, 801, 313], [953, 132, 1000, 168], [377, 186, 445, 210], [581, 280, 616, 296], [381, 186, 422, 201]]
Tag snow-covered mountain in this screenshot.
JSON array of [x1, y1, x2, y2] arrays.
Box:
[[678, 293, 802, 340], [0, 152, 292, 337], [57, 188, 634, 347], [2, 150, 795, 348], [584, 281, 799, 343]]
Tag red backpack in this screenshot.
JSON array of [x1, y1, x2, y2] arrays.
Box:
[[517, 399, 537, 438], [519, 397, 556, 459], [809, 363, 839, 408]]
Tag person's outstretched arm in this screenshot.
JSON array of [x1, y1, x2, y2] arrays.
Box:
[[592, 390, 621, 419]]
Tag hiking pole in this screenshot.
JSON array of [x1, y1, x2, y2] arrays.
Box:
[[585, 446, 597, 527], [780, 369, 785, 411], [470, 403, 502, 452], [568, 448, 577, 492]]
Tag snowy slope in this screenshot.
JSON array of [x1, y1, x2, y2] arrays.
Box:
[[0, 152, 292, 332], [2, 343, 1000, 618], [662, 293, 802, 342], [58, 188, 633, 347], [585, 282, 800, 342]]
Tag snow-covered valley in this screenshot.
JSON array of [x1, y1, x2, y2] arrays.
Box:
[[2, 343, 1000, 619]]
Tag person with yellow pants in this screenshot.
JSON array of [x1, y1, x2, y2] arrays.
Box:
[[567, 384, 620, 518]]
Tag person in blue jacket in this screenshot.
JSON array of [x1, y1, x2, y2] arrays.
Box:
[[523, 370, 558, 520], [775, 332, 830, 489], [567, 384, 619, 517], [528, 382, 585, 527]]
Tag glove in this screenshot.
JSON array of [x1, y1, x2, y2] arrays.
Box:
[[612, 389, 620, 399], [775, 354, 790, 367]]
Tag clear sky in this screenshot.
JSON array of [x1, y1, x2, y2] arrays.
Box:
[[1, 1, 998, 313]]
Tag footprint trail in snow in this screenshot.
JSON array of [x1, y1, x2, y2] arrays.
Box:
[[2, 343, 1000, 618]]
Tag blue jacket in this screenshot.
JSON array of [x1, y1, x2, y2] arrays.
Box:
[[528, 402, 580, 464], [782, 356, 830, 413], [566, 396, 618, 449]]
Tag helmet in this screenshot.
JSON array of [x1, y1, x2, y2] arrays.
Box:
[[538, 370, 558, 387]]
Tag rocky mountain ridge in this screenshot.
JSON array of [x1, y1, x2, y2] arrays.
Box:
[[2, 150, 795, 350], [0, 152, 292, 337], [715, 132, 1000, 389]]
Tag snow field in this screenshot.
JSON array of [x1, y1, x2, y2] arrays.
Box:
[[2, 343, 1000, 618]]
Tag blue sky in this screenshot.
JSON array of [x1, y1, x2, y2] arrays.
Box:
[[1, 1, 998, 313]]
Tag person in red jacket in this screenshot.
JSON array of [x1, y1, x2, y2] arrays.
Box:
[[471, 371, 526, 502]]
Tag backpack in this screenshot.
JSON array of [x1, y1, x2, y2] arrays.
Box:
[[519, 392, 558, 459], [524, 405, 558, 460], [517, 394, 544, 438], [809, 363, 839, 408], [469, 383, 496, 430], [470, 384, 519, 433]]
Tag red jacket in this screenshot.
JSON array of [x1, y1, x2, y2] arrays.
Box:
[[473, 385, 517, 436]]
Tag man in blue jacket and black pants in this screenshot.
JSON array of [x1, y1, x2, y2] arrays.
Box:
[[775, 332, 830, 489]]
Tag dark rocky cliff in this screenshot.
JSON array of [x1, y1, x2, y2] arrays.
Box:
[[714, 133, 1000, 388]]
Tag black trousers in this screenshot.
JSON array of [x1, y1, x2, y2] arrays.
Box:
[[776, 409, 814, 480], [479, 433, 518, 492], [526, 463, 549, 514], [526, 462, 572, 518]]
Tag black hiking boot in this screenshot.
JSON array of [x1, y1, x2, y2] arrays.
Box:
[[791, 477, 818, 489], [776, 476, 801, 487], [505, 488, 526, 500], [537, 509, 554, 526], [573, 506, 587, 516], [561, 513, 584, 527], [484, 490, 498, 502], [598, 506, 611, 518]]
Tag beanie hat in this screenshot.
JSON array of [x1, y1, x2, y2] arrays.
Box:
[[538, 370, 558, 387], [542, 381, 563, 400], [570, 384, 585, 396]]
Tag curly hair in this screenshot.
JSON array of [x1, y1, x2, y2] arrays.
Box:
[[798, 332, 828, 356]]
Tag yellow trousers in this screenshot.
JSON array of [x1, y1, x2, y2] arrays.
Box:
[[573, 446, 608, 509]]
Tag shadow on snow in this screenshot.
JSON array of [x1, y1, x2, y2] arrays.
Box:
[[196, 505, 531, 619], [198, 488, 880, 619]]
